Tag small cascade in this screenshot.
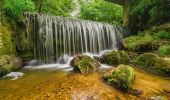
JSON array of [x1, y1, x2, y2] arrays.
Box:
[[23, 12, 127, 64]]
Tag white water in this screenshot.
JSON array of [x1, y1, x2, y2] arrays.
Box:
[[3, 72, 24, 80], [24, 50, 112, 71], [23, 13, 125, 64]]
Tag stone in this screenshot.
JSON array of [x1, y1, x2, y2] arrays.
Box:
[[104, 65, 135, 91], [99, 51, 129, 66], [70, 54, 100, 74]]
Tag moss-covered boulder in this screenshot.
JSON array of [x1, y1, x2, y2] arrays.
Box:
[[133, 53, 170, 75], [70, 54, 100, 74], [97, 51, 129, 66], [104, 65, 135, 91], [0, 55, 23, 77], [123, 34, 158, 52]]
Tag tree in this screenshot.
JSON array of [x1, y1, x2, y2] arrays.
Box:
[[32, 0, 75, 17]]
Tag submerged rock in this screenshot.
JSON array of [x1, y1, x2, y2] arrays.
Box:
[[96, 51, 129, 66], [133, 53, 170, 75], [104, 65, 135, 91], [70, 54, 100, 74], [148, 96, 165, 100], [0, 55, 23, 77]]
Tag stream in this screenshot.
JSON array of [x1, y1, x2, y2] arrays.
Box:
[[0, 67, 170, 100]]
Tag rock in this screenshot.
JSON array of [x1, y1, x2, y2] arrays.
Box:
[[98, 51, 129, 66], [104, 65, 135, 91], [148, 96, 165, 100], [133, 53, 170, 75], [70, 54, 100, 74], [130, 89, 144, 96], [0, 67, 7, 77], [0, 55, 13, 67], [123, 34, 158, 52], [0, 55, 23, 77]]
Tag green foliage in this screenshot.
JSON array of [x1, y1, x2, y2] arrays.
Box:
[[104, 65, 135, 91], [158, 45, 170, 56], [100, 51, 129, 66], [154, 30, 170, 39], [32, 0, 74, 17], [131, 0, 170, 30], [123, 34, 158, 51], [79, 0, 122, 25], [3, 0, 35, 21], [133, 53, 170, 75]]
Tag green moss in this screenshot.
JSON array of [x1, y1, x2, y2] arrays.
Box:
[[101, 51, 129, 66], [1, 25, 16, 54], [123, 34, 158, 52], [104, 65, 135, 91], [133, 53, 170, 75], [71, 54, 100, 74], [158, 45, 170, 56], [154, 30, 170, 39]]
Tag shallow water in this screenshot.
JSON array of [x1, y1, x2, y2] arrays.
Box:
[[0, 67, 170, 100]]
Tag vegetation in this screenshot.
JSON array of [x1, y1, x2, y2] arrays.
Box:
[[104, 65, 135, 91], [131, 0, 170, 31], [123, 34, 158, 52], [133, 53, 170, 75], [79, 0, 122, 25], [154, 30, 170, 39], [158, 45, 170, 56], [2, 0, 35, 22]]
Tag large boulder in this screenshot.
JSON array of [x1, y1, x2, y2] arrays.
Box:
[[70, 54, 100, 74], [133, 53, 170, 75], [96, 51, 129, 66], [123, 34, 158, 52], [104, 65, 135, 91], [0, 55, 23, 77]]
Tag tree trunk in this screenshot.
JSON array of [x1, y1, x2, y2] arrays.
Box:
[[123, 0, 132, 27]]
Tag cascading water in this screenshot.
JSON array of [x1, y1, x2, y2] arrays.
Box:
[[23, 12, 126, 68]]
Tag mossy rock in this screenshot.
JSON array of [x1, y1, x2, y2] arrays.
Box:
[[98, 51, 129, 66], [0, 67, 8, 77], [104, 65, 135, 91], [0, 55, 23, 77], [0, 55, 13, 66], [70, 54, 100, 74], [133, 53, 170, 75], [123, 34, 158, 52]]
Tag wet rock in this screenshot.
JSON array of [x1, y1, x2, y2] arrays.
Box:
[[133, 53, 170, 75], [0, 67, 7, 77], [104, 65, 135, 91], [130, 89, 144, 96], [98, 51, 129, 66], [71, 54, 100, 74]]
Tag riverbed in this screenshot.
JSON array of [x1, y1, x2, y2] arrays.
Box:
[[0, 67, 170, 100]]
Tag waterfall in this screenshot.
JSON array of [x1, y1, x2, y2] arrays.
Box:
[[23, 13, 126, 64]]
